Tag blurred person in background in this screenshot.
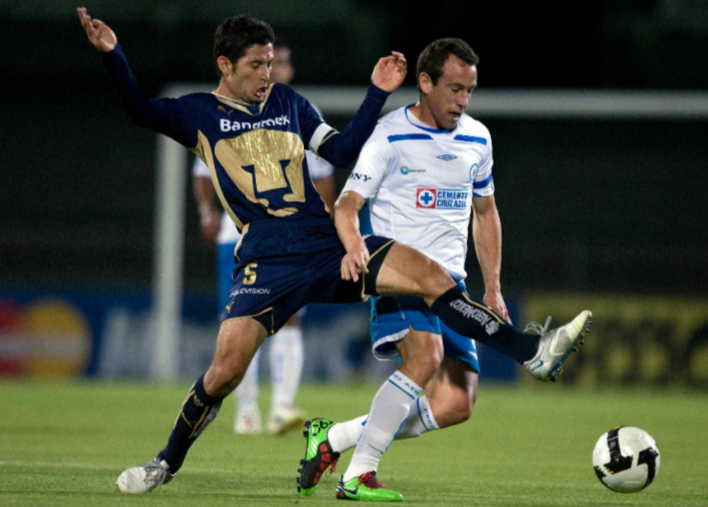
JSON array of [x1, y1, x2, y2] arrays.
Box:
[[193, 40, 337, 435]]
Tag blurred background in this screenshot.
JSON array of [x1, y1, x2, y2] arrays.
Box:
[[1, 0, 707, 386]]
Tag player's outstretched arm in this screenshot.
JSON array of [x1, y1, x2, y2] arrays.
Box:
[[334, 191, 370, 282], [77, 8, 195, 147], [314, 52, 407, 168]]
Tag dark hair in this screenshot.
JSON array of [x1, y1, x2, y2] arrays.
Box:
[[214, 15, 275, 77], [416, 38, 479, 89]]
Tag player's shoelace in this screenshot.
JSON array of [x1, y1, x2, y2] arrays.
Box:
[[326, 457, 339, 478], [359, 472, 385, 489], [524, 315, 552, 335]]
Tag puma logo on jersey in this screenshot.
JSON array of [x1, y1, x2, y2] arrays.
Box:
[[218, 105, 235, 117]]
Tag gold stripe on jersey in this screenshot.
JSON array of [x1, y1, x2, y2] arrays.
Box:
[[320, 130, 339, 147], [234, 223, 249, 262], [212, 94, 255, 116], [211, 84, 273, 117], [259, 84, 273, 114], [192, 130, 245, 230], [461, 293, 505, 324]]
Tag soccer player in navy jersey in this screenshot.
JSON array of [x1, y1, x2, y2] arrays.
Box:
[[79, 8, 591, 499]]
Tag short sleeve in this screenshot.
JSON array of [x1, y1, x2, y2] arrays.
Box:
[[473, 136, 495, 197], [192, 156, 211, 178], [341, 136, 391, 200]]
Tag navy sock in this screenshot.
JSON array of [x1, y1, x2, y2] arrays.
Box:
[[157, 375, 224, 474], [431, 285, 539, 364]]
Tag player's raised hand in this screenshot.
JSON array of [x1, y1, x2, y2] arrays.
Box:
[[341, 240, 370, 283], [77, 7, 117, 52], [371, 52, 407, 93]]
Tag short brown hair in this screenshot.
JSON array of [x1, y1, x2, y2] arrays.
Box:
[[214, 15, 275, 77], [416, 38, 479, 89]]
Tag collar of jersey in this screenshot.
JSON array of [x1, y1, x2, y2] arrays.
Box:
[[404, 105, 453, 134], [212, 84, 273, 116]]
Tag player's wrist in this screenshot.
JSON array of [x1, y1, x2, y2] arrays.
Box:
[[343, 236, 366, 253]]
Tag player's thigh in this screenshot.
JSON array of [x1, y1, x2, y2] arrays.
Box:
[[205, 316, 269, 397], [425, 358, 479, 428], [375, 242, 456, 303]]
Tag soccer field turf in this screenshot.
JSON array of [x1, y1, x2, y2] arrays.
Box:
[[0, 381, 706, 506]]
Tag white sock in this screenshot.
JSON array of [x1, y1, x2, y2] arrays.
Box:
[[397, 395, 439, 439], [235, 348, 260, 417], [329, 396, 439, 453], [329, 415, 368, 453], [269, 326, 304, 411], [342, 371, 421, 482]]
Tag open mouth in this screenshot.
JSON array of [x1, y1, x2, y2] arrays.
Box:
[[255, 86, 268, 99]]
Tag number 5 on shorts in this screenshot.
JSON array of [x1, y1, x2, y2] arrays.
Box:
[[243, 263, 258, 285]]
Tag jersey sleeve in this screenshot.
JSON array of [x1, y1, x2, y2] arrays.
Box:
[[341, 135, 391, 200], [192, 156, 211, 178], [101, 45, 198, 148], [295, 92, 337, 155], [473, 135, 495, 197], [300, 84, 389, 168]]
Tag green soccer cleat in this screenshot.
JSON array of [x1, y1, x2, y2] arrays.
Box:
[[335, 472, 403, 502], [297, 418, 340, 496]]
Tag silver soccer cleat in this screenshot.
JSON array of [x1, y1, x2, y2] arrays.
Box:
[[523, 310, 593, 382], [116, 458, 173, 494]]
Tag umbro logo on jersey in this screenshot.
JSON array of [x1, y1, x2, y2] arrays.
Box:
[[416, 188, 470, 209], [436, 154, 458, 161]]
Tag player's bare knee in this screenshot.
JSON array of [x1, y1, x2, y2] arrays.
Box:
[[205, 362, 243, 397], [398, 332, 443, 381], [420, 260, 456, 302]]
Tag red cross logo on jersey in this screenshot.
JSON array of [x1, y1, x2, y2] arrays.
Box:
[[416, 188, 437, 208]]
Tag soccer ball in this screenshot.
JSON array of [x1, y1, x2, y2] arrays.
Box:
[[592, 426, 660, 493]]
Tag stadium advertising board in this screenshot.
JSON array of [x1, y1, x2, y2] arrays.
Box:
[[524, 294, 708, 387]]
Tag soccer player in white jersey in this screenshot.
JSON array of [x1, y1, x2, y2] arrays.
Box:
[[193, 40, 337, 435], [298, 38, 579, 501]]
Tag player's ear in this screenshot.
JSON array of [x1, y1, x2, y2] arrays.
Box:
[[216, 56, 234, 77], [419, 73, 432, 95]]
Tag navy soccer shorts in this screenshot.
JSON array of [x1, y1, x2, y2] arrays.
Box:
[[369, 280, 480, 373], [223, 218, 394, 335]]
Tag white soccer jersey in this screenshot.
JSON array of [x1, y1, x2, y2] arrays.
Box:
[[192, 150, 334, 245], [342, 105, 495, 280]]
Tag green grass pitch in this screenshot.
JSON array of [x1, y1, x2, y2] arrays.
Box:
[[0, 381, 706, 506]]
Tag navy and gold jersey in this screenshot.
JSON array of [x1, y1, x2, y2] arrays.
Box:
[[102, 45, 389, 233]]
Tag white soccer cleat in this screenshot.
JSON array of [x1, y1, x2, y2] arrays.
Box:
[[523, 310, 593, 382], [116, 458, 172, 494], [234, 409, 262, 434], [267, 406, 308, 436]]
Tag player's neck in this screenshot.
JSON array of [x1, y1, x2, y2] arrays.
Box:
[[408, 102, 443, 131], [214, 81, 256, 106]]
